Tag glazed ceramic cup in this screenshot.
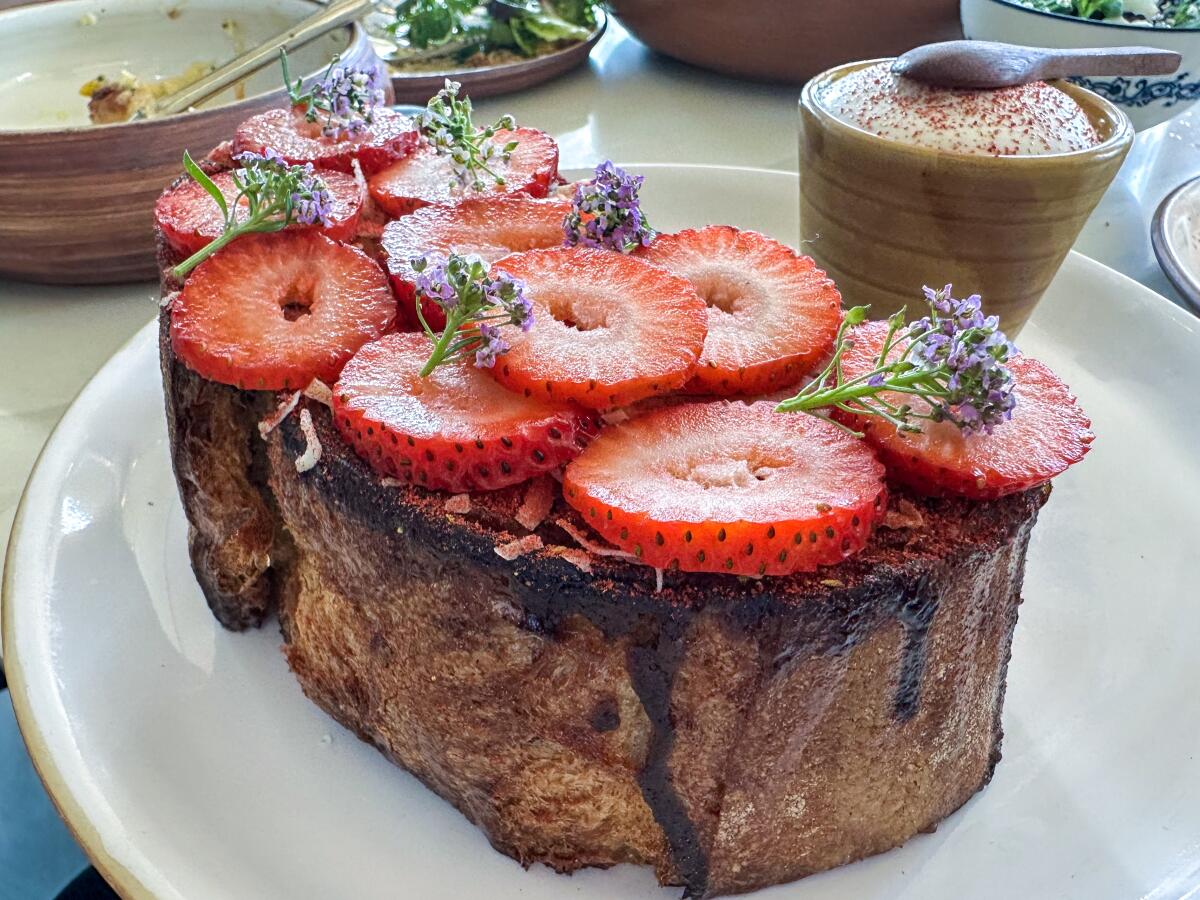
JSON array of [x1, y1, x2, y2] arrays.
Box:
[[798, 59, 1134, 334]]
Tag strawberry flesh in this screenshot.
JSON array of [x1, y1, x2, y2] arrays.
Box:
[[637, 226, 842, 396], [489, 247, 708, 410], [333, 332, 597, 492], [155, 169, 363, 259], [835, 320, 1093, 498], [170, 231, 396, 391], [563, 400, 886, 576], [233, 106, 419, 175], [381, 194, 572, 331], [367, 128, 559, 218]]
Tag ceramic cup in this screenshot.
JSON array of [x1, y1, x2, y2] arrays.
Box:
[[798, 59, 1134, 334]]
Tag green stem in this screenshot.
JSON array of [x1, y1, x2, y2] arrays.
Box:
[[418, 311, 464, 377], [170, 204, 284, 279], [776, 366, 946, 414]]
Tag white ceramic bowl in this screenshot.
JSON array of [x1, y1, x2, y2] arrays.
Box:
[[961, 0, 1200, 130]]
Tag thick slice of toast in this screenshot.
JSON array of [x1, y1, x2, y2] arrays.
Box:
[[157, 167, 1046, 894]]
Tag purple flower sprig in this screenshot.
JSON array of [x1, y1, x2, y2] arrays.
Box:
[[171, 148, 332, 279], [775, 285, 1017, 437], [563, 161, 655, 253], [411, 252, 534, 377], [418, 79, 519, 192], [282, 49, 386, 140]]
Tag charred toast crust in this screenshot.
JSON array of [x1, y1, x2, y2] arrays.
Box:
[[264, 403, 1044, 896], [157, 187, 1048, 895]]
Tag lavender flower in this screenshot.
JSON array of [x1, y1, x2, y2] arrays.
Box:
[[775, 285, 1017, 437], [563, 161, 655, 253], [171, 148, 333, 279], [418, 80, 519, 191], [282, 50, 386, 141], [410, 252, 534, 376], [474, 323, 509, 368]]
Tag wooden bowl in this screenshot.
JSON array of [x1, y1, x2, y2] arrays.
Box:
[[0, 0, 385, 285], [607, 0, 962, 83]]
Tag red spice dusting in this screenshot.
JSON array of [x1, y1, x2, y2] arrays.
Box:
[[821, 63, 1100, 157]]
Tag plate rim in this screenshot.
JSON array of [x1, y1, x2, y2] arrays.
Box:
[[3, 163, 1196, 900], [1151, 173, 1200, 316]]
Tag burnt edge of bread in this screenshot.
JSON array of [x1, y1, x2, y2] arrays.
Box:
[[156, 173, 1049, 895]]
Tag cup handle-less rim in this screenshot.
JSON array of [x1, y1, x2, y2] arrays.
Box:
[[799, 58, 1136, 167]]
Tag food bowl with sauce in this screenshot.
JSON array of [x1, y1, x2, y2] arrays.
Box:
[[0, 0, 384, 285]]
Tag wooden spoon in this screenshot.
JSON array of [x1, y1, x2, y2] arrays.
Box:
[[891, 40, 1180, 89]]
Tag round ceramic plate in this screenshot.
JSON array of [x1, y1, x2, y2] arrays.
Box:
[[382, 11, 605, 103], [1152, 173, 1200, 315], [6, 166, 1200, 900]]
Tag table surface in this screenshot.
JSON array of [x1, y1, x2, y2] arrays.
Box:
[[3, 18, 1200, 899]]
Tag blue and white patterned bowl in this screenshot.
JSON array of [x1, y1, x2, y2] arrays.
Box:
[[961, 0, 1200, 130]]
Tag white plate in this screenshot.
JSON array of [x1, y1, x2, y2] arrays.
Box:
[[5, 166, 1200, 900]]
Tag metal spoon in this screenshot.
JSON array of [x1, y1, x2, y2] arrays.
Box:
[[892, 39, 1180, 89], [150, 0, 376, 117]]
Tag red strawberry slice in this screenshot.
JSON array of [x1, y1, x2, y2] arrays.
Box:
[[488, 247, 707, 409], [637, 226, 842, 396], [170, 231, 396, 391], [381, 193, 572, 330], [367, 128, 558, 218], [333, 331, 597, 492], [233, 106, 419, 175], [155, 169, 363, 259], [562, 400, 886, 576], [834, 320, 1093, 498]]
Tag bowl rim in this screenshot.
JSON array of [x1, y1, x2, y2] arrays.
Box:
[[1151, 174, 1200, 314], [981, 0, 1200, 34], [386, 8, 607, 81], [0, 0, 364, 137], [800, 57, 1136, 165]]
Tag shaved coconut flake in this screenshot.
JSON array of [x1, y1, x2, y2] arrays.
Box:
[[495, 534, 543, 561], [555, 517, 664, 591], [882, 498, 924, 530], [351, 157, 368, 201], [258, 390, 301, 439], [555, 518, 638, 561], [555, 547, 593, 573], [601, 408, 630, 426], [159, 290, 180, 309], [380, 478, 405, 487], [303, 379, 333, 407], [445, 494, 472, 514], [515, 477, 555, 531], [295, 408, 322, 473]]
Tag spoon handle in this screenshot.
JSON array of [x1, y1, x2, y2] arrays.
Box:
[[154, 0, 375, 117], [1038, 46, 1181, 81]]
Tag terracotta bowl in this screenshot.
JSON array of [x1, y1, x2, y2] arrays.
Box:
[[607, 0, 963, 83], [0, 0, 385, 285]]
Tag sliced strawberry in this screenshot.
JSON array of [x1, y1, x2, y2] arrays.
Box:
[[367, 128, 559, 217], [835, 321, 1093, 498], [170, 231, 395, 391], [381, 193, 572, 330], [488, 247, 707, 409], [562, 401, 886, 576], [333, 332, 597, 492], [233, 106, 419, 175], [636, 226, 842, 396], [155, 169, 363, 259]]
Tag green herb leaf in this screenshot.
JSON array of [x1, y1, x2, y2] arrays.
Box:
[[182, 150, 229, 221]]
